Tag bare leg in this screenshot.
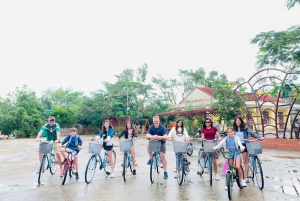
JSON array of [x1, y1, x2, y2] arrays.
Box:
[[236, 157, 243, 179], [160, 152, 167, 172], [242, 152, 249, 179], [56, 153, 63, 173], [131, 146, 136, 169], [74, 157, 79, 172], [107, 150, 114, 172], [213, 158, 218, 174], [147, 143, 152, 158]]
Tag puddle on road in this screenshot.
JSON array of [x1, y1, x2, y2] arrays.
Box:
[[288, 170, 298, 174]]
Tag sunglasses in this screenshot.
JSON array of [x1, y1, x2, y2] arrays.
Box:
[[205, 121, 211, 123], [49, 119, 55, 122]]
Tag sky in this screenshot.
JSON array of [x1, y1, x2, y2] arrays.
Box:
[[0, 0, 299, 98]]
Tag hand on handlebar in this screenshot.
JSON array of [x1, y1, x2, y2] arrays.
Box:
[[35, 137, 41, 142], [77, 145, 82, 150]]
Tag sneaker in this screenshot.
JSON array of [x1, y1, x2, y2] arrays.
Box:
[[147, 159, 152, 165], [164, 172, 168, 179], [61, 158, 67, 165], [60, 172, 63, 177], [186, 172, 191, 182], [75, 172, 79, 179], [133, 170, 136, 175], [224, 186, 233, 191], [241, 179, 247, 187], [245, 178, 249, 183], [110, 172, 114, 178], [214, 174, 220, 181]]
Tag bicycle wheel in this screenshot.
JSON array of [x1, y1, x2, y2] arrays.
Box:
[[236, 166, 244, 189], [186, 142, 193, 156], [69, 161, 75, 177], [226, 172, 232, 200], [38, 155, 47, 184], [208, 155, 213, 186], [197, 150, 204, 176], [129, 153, 134, 173], [123, 153, 128, 182], [104, 150, 116, 175], [49, 154, 57, 175], [254, 156, 264, 190], [62, 163, 69, 185], [248, 157, 254, 181], [85, 155, 97, 184], [176, 154, 184, 185], [150, 154, 157, 183], [157, 154, 162, 173]]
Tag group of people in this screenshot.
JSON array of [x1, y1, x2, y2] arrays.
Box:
[[35, 115, 263, 186]]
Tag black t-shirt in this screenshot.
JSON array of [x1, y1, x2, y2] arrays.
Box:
[[147, 124, 167, 144]]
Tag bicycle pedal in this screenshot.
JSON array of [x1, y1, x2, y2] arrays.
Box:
[[188, 162, 191, 165], [197, 172, 201, 175]]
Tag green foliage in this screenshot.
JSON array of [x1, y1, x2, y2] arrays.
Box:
[[114, 126, 124, 134], [211, 76, 247, 126], [286, 0, 300, 9]]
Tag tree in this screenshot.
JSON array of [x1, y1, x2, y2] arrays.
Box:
[[152, 75, 179, 105], [286, 0, 300, 9], [211, 75, 247, 126]]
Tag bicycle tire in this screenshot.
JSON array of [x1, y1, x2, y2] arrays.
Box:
[[85, 155, 97, 184], [104, 150, 116, 175], [186, 142, 193, 156], [254, 156, 264, 190], [236, 166, 244, 189], [248, 156, 254, 180], [176, 154, 184, 185], [49, 154, 57, 175], [208, 155, 213, 186], [129, 152, 134, 173], [226, 172, 232, 200], [38, 155, 46, 184], [69, 161, 75, 177], [62, 163, 69, 185], [123, 153, 128, 182], [197, 150, 204, 176], [157, 154, 162, 174], [150, 154, 157, 183]]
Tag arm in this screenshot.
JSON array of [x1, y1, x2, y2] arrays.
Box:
[[167, 127, 175, 140], [236, 136, 245, 151], [77, 137, 83, 149], [107, 128, 114, 141], [118, 130, 125, 139], [132, 130, 137, 139], [213, 138, 226, 150], [246, 126, 261, 140], [215, 130, 222, 141], [183, 128, 190, 142], [55, 125, 61, 143], [61, 135, 69, 145], [35, 128, 45, 141]]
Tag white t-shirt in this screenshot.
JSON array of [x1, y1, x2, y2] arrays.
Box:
[[236, 128, 244, 141]]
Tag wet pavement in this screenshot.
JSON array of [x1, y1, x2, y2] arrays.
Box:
[[0, 135, 299, 201]]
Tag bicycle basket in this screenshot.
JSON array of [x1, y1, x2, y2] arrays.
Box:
[[119, 140, 132, 152], [149, 140, 161, 152], [203, 141, 216, 153], [246, 141, 262, 155], [173, 141, 187, 153], [89, 141, 102, 154], [39, 142, 52, 155]]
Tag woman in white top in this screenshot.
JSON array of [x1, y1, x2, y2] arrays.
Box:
[[168, 118, 191, 181]]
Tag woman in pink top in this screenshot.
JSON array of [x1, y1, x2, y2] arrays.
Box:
[[201, 118, 222, 181]]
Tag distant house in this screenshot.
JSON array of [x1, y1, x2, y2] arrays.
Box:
[[165, 87, 300, 132]]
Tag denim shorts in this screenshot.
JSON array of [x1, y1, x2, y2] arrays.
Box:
[[228, 150, 242, 159]]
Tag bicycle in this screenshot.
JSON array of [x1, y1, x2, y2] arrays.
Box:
[[198, 139, 218, 186], [119, 139, 134, 182], [148, 140, 162, 184], [85, 140, 116, 184], [61, 146, 79, 185], [172, 141, 188, 185], [220, 148, 244, 200], [38, 141, 58, 184], [244, 139, 264, 190]]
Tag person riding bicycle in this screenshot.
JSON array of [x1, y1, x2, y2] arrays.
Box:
[[118, 121, 138, 175], [233, 116, 263, 182], [92, 120, 115, 178], [146, 116, 168, 179], [36, 116, 63, 176], [61, 127, 82, 179], [199, 118, 222, 181], [167, 118, 191, 182], [213, 127, 246, 188]]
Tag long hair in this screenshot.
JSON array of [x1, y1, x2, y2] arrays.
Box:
[[233, 116, 245, 131], [175, 118, 184, 134], [203, 118, 214, 129], [102, 120, 113, 132], [124, 121, 134, 131]]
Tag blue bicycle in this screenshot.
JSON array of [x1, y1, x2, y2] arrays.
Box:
[[172, 141, 188, 185], [85, 141, 116, 184], [149, 140, 162, 184], [119, 139, 134, 182], [38, 141, 58, 184]]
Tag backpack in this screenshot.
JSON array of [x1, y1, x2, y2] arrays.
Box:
[[67, 134, 79, 148]]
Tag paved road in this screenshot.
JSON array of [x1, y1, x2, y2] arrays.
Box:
[[0, 135, 299, 201]]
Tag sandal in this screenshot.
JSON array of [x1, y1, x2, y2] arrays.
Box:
[[60, 172, 64, 177]]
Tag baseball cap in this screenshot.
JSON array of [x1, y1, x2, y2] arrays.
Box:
[[48, 116, 55, 121]]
